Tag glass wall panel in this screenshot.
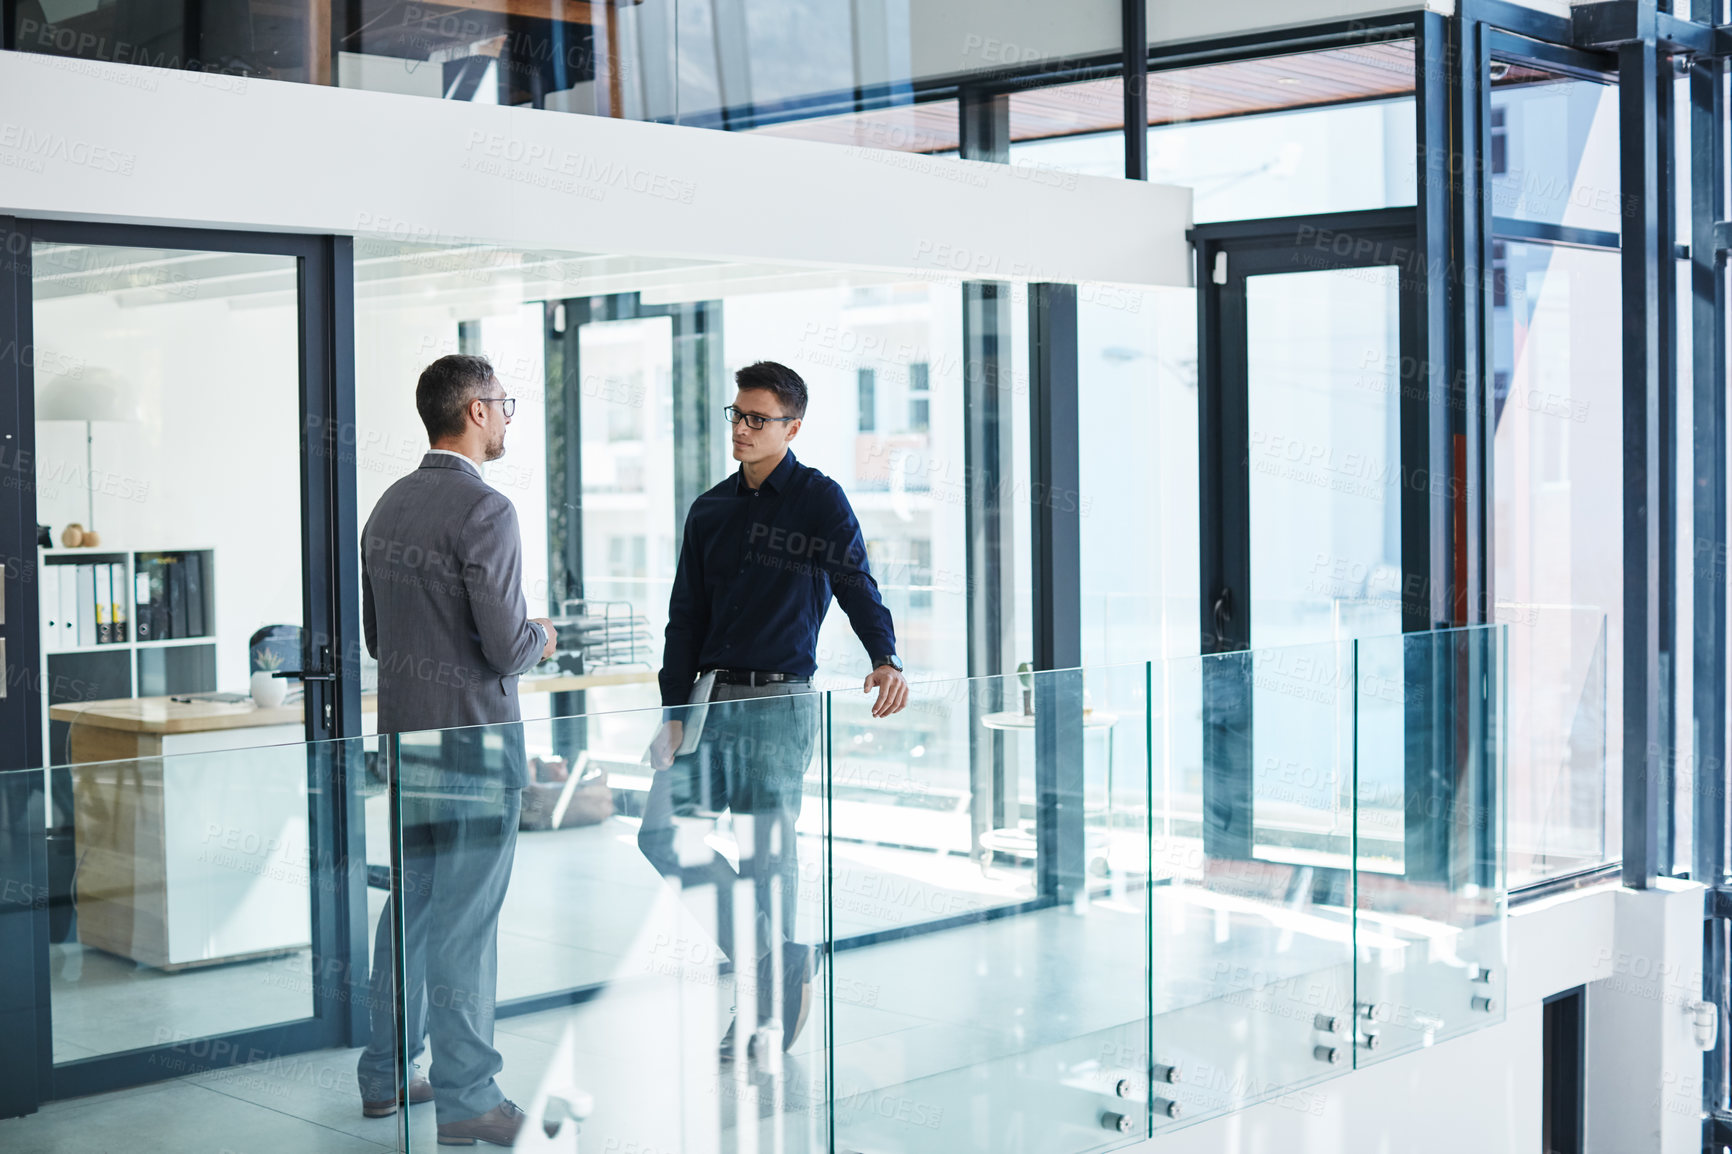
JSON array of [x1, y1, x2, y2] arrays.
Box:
[[48, 742, 316, 1058], [1490, 64, 1622, 236], [14, 734, 384, 1142], [386, 698, 828, 1151], [831, 663, 1151, 1154], [28, 241, 322, 1078], [576, 314, 675, 661], [352, 243, 563, 721], [1353, 627, 1507, 1064], [720, 282, 972, 684], [1490, 240, 1621, 881], [32, 242, 306, 759], [1007, 42, 1416, 221], [1077, 285, 1198, 667], [7, 0, 1122, 129], [1151, 641, 1354, 1130]]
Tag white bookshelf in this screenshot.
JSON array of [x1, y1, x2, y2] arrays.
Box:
[[38, 547, 217, 759]]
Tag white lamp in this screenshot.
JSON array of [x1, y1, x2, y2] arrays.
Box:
[[36, 369, 142, 534]]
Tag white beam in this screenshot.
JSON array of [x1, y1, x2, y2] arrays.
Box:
[[0, 52, 1193, 288]]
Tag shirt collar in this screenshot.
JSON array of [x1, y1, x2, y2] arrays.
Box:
[[422, 449, 482, 477], [736, 449, 798, 496]]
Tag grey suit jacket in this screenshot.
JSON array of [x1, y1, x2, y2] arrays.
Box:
[[362, 453, 543, 775]]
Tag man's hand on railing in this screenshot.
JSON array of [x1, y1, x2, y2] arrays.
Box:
[[647, 720, 683, 770], [864, 666, 909, 718]]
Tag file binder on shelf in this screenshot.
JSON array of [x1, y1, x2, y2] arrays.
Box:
[[41, 565, 61, 648], [58, 566, 76, 650], [95, 564, 112, 645], [166, 557, 187, 640], [183, 554, 205, 638], [110, 562, 128, 644], [37, 548, 216, 655], [75, 565, 96, 648]]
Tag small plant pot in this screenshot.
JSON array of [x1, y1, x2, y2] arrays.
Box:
[[251, 671, 288, 708]]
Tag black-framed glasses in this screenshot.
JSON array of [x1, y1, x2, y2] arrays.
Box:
[[477, 396, 517, 418], [725, 405, 795, 431]]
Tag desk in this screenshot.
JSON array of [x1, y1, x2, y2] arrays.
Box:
[[51, 669, 656, 969]]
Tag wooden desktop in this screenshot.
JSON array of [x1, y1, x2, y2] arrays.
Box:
[[51, 669, 655, 969]]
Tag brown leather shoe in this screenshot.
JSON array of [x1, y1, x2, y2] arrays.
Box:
[[437, 1100, 526, 1147], [362, 1076, 433, 1118]]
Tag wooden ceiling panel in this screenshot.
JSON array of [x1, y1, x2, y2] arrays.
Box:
[[749, 40, 1415, 155]]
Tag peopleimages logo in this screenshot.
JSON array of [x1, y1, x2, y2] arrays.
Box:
[[0, 123, 135, 175], [461, 131, 697, 205]]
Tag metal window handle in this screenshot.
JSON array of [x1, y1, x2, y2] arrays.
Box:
[[1212, 586, 1234, 643]]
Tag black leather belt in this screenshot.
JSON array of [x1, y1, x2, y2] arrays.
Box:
[[707, 669, 810, 687]]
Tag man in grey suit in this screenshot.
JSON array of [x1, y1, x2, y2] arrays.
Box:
[[355, 354, 556, 1148]]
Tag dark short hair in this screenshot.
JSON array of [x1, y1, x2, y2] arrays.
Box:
[[417, 354, 496, 441], [735, 361, 808, 419]]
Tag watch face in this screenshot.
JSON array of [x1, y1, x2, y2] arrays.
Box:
[[881, 655, 903, 672]]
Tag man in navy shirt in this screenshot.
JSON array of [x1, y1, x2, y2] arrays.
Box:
[[642, 360, 908, 1060]]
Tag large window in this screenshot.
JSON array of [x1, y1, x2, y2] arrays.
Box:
[[1491, 239, 1621, 886], [1488, 60, 1623, 886]]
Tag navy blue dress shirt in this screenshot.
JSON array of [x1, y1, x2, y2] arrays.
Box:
[[659, 450, 897, 707]]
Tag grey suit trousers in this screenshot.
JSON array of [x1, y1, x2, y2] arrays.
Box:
[[357, 734, 522, 1124]]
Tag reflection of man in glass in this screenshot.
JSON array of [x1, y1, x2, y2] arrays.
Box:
[[643, 361, 909, 1060], [355, 355, 556, 1146]]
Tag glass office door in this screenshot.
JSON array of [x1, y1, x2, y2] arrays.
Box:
[[0, 220, 364, 1105], [1191, 210, 1426, 867]]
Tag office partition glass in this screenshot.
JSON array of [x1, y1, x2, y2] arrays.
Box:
[[29, 240, 319, 1052], [31, 241, 306, 759]]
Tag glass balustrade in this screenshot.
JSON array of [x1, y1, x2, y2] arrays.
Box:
[[0, 624, 1511, 1152]]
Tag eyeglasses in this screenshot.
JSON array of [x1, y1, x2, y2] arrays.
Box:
[[725, 405, 795, 431], [477, 396, 517, 418]]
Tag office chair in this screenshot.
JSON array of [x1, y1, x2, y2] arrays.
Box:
[[248, 624, 303, 675]]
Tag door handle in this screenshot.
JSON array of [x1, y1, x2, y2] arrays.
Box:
[[274, 643, 336, 679]]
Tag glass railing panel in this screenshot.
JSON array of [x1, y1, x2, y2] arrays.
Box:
[[0, 733, 397, 1152], [1353, 626, 1508, 1064], [1498, 604, 1610, 887], [829, 663, 1152, 1154], [1147, 641, 1355, 1132], [386, 691, 826, 1152]]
